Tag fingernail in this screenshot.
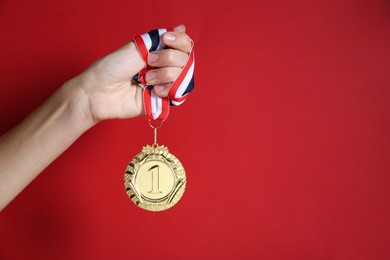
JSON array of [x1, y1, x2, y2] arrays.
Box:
[[164, 33, 176, 42], [154, 85, 164, 93], [146, 71, 157, 81], [148, 53, 158, 63], [175, 25, 184, 31]]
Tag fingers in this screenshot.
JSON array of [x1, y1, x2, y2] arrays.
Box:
[[144, 25, 193, 98], [161, 26, 193, 53], [153, 83, 171, 97], [145, 67, 181, 85], [147, 49, 189, 68], [147, 24, 192, 66], [145, 67, 181, 97]]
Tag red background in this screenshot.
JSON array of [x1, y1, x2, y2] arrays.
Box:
[[1, 0, 390, 259]]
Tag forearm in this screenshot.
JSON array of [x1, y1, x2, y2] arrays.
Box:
[[0, 79, 92, 210]]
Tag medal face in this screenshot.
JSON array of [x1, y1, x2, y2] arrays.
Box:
[[124, 145, 186, 212]]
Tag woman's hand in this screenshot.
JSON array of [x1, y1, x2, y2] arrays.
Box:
[[65, 25, 193, 130]]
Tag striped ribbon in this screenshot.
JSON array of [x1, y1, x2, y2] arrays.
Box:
[[133, 28, 195, 123]]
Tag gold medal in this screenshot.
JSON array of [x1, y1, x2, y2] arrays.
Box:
[[124, 127, 186, 212]]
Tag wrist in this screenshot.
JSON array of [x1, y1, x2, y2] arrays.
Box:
[[60, 76, 96, 132]]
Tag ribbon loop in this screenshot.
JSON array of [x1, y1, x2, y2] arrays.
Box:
[[133, 28, 195, 121]]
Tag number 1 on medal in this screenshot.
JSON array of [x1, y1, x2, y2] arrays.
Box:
[[149, 165, 162, 194]]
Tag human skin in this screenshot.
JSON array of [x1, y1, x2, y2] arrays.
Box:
[[0, 25, 193, 211]]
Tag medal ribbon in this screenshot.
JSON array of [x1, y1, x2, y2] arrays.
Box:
[[133, 28, 195, 123]]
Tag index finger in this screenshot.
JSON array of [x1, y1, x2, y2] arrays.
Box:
[[162, 31, 193, 54]]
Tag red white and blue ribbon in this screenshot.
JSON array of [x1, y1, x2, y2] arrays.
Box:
[[133, 28, 195, 123]]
